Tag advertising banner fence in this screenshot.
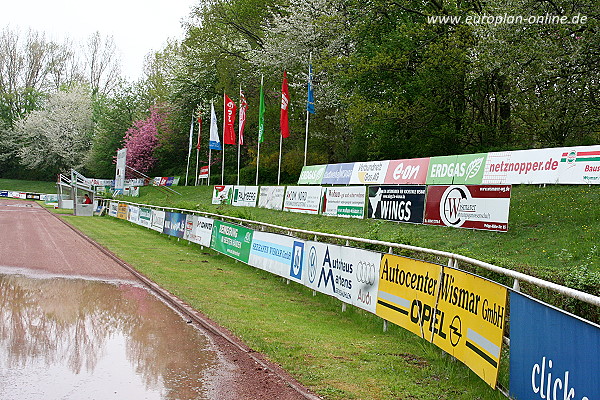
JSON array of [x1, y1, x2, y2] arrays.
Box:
[[349, 161, 389, 185], [212, 185, 234, 205], [368, 185, 426, 224], [426, 154, 487, 185], [304, 242, 382, 313], [210, 220, 253, 263], [138, 207, 152, 228], [249, 231, 305, 284], [127, 205, 140, 224], [509, 292, 600, 400], [109, 201, 118, 217], [384, 158, 430, 185], [117, 203, 128, 220], [321, 186, 366, 219], [376, 254, 507, 387], [150, 209, 166, 232], [297, 165, 326, 184], [424, 185, 511, 232], [232, 186, 259, 207], [163, 212, 186, 238], [183, 215, 214, 247], [257, 186, 285, 210], [283, 186, 323, 214], [322, 163, 355, 185]]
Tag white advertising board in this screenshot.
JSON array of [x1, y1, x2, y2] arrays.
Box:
[[183, 215, 214, 247], [150, 209, 166, 232], [232, 186, 259, 207], [257, 186, 285, 210], [127, 205, 140, 224], [283, 186, 323, 214], [303, 242, 381, 313], [108, 201, 118, 217], [349, 161, 390, 185], [249, 231, 305, 284], [321, 186, 366, 219]]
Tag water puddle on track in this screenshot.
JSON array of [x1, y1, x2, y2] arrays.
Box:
[[0, 269, 221, 400]]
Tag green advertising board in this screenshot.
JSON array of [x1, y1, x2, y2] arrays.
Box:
[[210, 220, 253, 263], [426, 153, 487, 185], [297, 165, 327, 185]]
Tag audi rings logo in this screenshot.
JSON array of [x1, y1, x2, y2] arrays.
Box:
[[356, 260, 376, 285], [308, 246, 318, 283]]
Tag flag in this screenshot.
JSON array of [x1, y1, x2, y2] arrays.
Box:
[[223, 93, 237, 145], [307, 63, 315, 114], [187, 114, 195, 153], [258, 76, 265, 143], [209, 103, 221, 150], [280, 70, 290, 138], [196, 114, 202, 150], [238, 89, 248, 145]]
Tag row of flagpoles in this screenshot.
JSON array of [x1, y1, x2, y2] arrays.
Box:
[[184, 59, 316, 187]]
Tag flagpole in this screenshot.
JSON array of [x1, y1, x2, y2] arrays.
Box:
[[194, 114, 202, 186], [185, 112, 194, 185], [277, 134, 283, 185], [256, 141, 260, 185], [256, 75, 264, 186], [222, 91, 225, 185], [208, 149, 212, 186], [304, 53, 312, 166], [237, 84, 241, 186]]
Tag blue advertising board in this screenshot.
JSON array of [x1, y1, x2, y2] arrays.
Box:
[[163, 211, 186, 238], [322, 163, 355, 185], [510, 292, 600, 400]]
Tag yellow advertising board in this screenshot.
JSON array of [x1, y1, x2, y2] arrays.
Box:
[[376, 254, 507, 387], [117, 203, 128, 220]]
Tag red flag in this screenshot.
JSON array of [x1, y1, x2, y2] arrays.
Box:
[[280, 71, 290, 138], [238, 89, 248, 145], [195, 115, 202, 150], [224, 93, 237, 145]]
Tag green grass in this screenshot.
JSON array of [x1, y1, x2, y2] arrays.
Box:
[[0, 178, 57, 194], [62, 215, 507, 400]]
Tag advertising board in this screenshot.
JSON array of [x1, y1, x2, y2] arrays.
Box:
[[283, 186, 323, 214], [212, 185, 234, 205], [249, 231, 305, 283], [117, 203, 128, 220], [127, 205, 140, 224], [183, 215, 214, 247], [426, 154, 487, 185], [210, 220, 253, 263], [321, 163, 355, 185], [163, 212, 186, 238], [349, 161, 389, 185], [303, 242, 381, 313], [367, 185, 426, 224], [150, 209, 166, 232], [321, 186, 366, 219], [257, 186, 285, 210], [138, 207, 152, 228], [424, 185, 511, 232], [384, 158, 430, 185], [297, 165, 326, 184], [376, 254, 507, 387], [108, 201, 118, 217], [232, 186, 259, 207], [509, 292, 600, 400]]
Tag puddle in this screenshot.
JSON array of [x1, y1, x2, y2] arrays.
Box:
[[0, 271, 220, 400]]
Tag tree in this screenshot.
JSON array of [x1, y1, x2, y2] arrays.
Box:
[[122, 105, 172, 174], [17, 86, 94, 179], [83, 32, 121, 96]]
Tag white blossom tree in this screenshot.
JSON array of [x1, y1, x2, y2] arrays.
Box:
[[17, 85, 93, 177]]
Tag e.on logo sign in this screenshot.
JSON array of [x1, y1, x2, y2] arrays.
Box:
[[384, 158, 430, 184]]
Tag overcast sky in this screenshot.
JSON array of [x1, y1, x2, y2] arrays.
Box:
[[0, 0, 196, 80]]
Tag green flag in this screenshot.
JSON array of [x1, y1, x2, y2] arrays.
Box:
[[258, 75, 265, 143]]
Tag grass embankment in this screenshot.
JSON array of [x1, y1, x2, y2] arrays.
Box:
[[0, 178, 57, 194]]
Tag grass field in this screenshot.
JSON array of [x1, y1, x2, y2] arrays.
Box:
[[3, 178, 599, 399]]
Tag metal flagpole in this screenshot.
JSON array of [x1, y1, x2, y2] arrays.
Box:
[[256, 75, 264, 186], [255, 141, 260, 185], [208, 149, 212, 186], [194, 113, 202, 186], [277, 134, 283, 185], [222, 91, 225, 185], [185, 112, 194, 185], [304, 53, 312, 166]]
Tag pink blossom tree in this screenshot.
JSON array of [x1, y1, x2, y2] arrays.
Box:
[[122, 105, 171, 174]]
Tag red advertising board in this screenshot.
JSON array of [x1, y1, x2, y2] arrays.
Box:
[[384, 158, 430, 184], [424, 185, 511, 232]]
